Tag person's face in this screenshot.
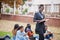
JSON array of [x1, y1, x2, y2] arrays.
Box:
[[39, 6, 44, 12], [20, 28, 24, 32]]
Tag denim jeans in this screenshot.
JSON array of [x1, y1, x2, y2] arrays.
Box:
[[12, 36, 16, 40]]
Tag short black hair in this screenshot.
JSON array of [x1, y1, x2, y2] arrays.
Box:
[[27, 24, 31, 27], [14, 24, 19, 30], [39, 4, 44, 8]]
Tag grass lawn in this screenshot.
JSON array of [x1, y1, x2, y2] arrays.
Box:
[[0, 20, 60, 40], [0, 31, 12, 37]]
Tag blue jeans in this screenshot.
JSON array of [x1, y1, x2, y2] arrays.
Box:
[[45, 34, 53, 40], [12, 36, 16, 40], [33, 34, 39, 40]]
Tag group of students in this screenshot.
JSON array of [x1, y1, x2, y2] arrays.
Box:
[[12, 24, 53, 40], [12, 24, 34, 40]]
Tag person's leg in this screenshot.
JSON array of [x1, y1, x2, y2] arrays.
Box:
[[24, 36, 29, 40], [39, 34, 44, 40], [29, 36, 35, 40], [12, 36, 16, 40], [45, 35, 50, 40], [49, 34, 53, 40]]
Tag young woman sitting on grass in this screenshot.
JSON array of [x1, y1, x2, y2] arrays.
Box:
[[12, 24, 19, 40], [15, 26, 29, 40]]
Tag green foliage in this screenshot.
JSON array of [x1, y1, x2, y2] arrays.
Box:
[[5, 8, 10, 13], [22, 8, 28, 14], [25, 8, 28, 12], [15, 10, 18, 14], [23, 0, 27, 4]]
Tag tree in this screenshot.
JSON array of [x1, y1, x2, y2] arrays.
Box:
[[1, 0, 24, 8]]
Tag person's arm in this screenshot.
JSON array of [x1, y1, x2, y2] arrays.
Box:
[[33, 13, 40, 22], [34, 18, 46, 23], [15, 31, 20, 40], [15, 31, 24, 40], [12, 29, 17, 36]]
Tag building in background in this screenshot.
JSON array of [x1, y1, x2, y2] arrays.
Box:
[[0, 0, 60, 27]]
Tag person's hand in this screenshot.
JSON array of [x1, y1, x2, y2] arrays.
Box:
[[43, 19, 49, 21], [42, 19, 46, 21], [44, 33, 47, 37], [50, 37, 53, 40], [38, 19, 45, 23], [37, 20, 40, 22], [24, 33, 27, 36], [36, 20, 41, 23], [45, 19, 49, 21]]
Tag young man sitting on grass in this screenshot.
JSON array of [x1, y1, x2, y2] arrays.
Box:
[[44, 26, 53, 40]]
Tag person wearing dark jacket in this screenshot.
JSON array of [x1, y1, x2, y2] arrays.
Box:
[[25, 24, 35, 40], [0, 35, 10, 40], [25, 24, 31, 32], [33, 4, 46, 40]]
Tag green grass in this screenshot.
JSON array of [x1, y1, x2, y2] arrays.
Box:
[[0, 31, 12, 37]]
